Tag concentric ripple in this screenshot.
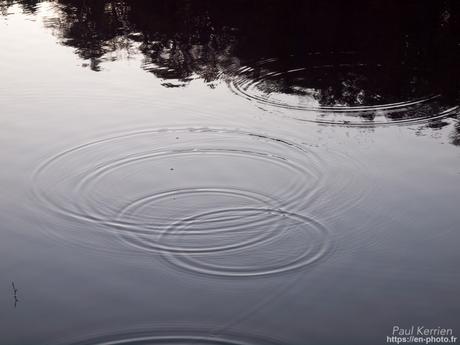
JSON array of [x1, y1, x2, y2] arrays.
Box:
[[32, 127, 323, 222], [228, 57, 459, 125], [31, 128, 327, 250], [31, 127, 362, 264], [113, 189, 282, 253], [161, 208, 332, 278]]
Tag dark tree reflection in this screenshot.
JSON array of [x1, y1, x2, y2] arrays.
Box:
[[41, 0, 240, 81], [1, 0, 459, 106], [450, 122, 460, 146], [43, 0, 135, 71]]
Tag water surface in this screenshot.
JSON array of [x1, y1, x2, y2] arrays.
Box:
[[1, 1, 460, 345]]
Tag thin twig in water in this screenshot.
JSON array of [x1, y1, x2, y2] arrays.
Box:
[[12, 281, 19, 307]]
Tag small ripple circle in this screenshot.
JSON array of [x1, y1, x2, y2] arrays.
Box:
[[161, 208, 333, 278]]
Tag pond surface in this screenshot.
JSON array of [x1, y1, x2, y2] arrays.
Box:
[[1, 1, 460, 344]]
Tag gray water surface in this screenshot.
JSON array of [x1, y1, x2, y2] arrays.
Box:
[[1, 2, 460, 345]]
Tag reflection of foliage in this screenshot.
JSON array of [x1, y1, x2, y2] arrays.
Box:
[[0, 1, 11, 16], [246, 60, 437, 108], [1, 0, 459, 99], [41, 0, 239, 84], [415, 115, 460, 146], [43, 0, 134, 71], [18, 0, 40, 13], [451, 121, 460, 146], [138, 23, 237, 87]]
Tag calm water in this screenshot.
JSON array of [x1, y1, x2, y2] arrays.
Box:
[[1, 1, 460, 344]]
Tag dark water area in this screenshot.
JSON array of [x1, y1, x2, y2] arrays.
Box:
[[1, 1, 460, 345]]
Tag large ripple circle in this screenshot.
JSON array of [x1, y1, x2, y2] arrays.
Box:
[[229, 57, 459, 126], [31, 127, 363, 262], [30, 128, 340, 251]]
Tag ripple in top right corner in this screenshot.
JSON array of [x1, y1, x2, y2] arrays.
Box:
[[227, 55, 459, 126]]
